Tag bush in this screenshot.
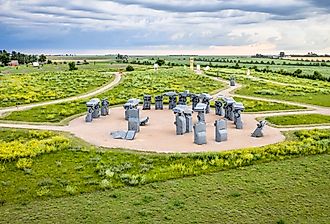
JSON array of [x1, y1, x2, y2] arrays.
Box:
[[68, 62, 77, 71], [36, 187, 51, 197], [126, 65, 134, 71], [156, 59, 165, 66], [0, 164, 5, 172], [16, 158, 33, 170], [313, 71, 322, 80], [100, 179, 112, 189], [65, 185, 77, 195], [0, 135, 71, 161], [254, 90, 279, 95]]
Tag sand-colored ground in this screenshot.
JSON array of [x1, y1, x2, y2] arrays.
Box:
[[66, 106, 284, 153]]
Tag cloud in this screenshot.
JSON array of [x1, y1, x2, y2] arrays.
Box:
[[107, 0, 305, 15], [307, 0, 330, 9], [0, 0, 329, 54]]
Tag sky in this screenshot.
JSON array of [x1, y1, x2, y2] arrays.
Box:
[[0, 0, 330, 55]]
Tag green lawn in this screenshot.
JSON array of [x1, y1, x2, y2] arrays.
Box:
[[0, 154, 329, 224], [266, 114, 330, 126], [1, 68, 224, 123]]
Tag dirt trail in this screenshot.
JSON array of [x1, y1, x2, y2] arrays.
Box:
[[0, 72, 122, 116]]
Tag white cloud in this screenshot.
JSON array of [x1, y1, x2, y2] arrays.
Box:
[[0, 0, 329, 54]]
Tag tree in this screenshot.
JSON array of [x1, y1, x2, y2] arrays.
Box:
[[294, 69, 302, 75], [0, 50, 10, 65], [126, 65, 134, 71], [39, 54, 46, 63], [68, 62, 77, 71], [155, 59, 165, 66], [313, 71, 322, 80], [11, 51, 18, 60]]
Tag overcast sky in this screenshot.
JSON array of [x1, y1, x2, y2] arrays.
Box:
[[1, 0, 329, 55]]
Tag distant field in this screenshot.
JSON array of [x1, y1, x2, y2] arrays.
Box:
[[284, 56, 330, 61], [129, 55, 330, 78], [47, 55, 117, 61], [0, 62, 150, 75]]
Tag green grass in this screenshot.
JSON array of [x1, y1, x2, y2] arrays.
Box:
[[266, 114, 330, 126], [0, 128, 329, 206], [233, 97, 305, 112], [1, 68, 224, 123], [1, 101, 88, 123], [0, 154, 329, 224], [0, 70, 114, 107], [206, 69, 330, 107]]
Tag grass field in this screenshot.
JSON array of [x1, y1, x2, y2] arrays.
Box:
[[235, 79, 330, 107], [0, 71, 114, 107], [233, 97, 305, 112], [0, 128, 329, 205], [206, 68, 330, 107], [266, 114, 330, 126], [1, 68, 224, 123], [0, 153, 329, 224], [0, 56, 330, 223]]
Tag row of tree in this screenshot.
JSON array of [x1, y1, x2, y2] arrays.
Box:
[[195, 57, 329, 66], [252, 67, 329, 82], [0, 50, 47, 66], [207, 63, 329, 82]]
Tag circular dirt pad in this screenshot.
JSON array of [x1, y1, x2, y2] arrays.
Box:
[[67, 106, 285, 153]]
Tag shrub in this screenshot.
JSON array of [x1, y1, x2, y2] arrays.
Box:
[[120, 174, 145, 186], [55, 161, 62, 167], [105, 169, 115, 178], [254, 90, 279, 95], [126, 65, 134, 71], [65, 185, 77, 195], [155, 59, 165, 66], [38, 178, 53, 187], [68, 62, 77, 71], [16, 158, 33, 170], [36, 187, 51, 197], [0, 135, 71, 161], [100, 179, 112, 189], [0, 164, 5, 172]]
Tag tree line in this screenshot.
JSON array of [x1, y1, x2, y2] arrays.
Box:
[[0, 50, 47, 66], [195, 57, 329, 67]]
